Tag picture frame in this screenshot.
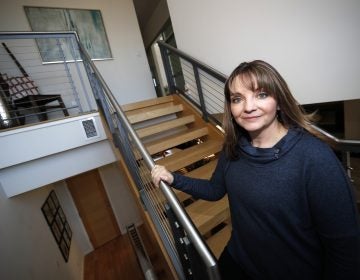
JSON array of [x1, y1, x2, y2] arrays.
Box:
[[60, 239, 69, 260], [51, 222, 62, 243], [24, 6, 112, 62], [42, 201, 53, 224], [41, 190, 72, 262]]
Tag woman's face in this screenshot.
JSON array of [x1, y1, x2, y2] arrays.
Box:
[[229, 76, 280, 138]]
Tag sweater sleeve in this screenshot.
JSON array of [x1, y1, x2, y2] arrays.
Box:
[[171, 152, 228, 201], [306, 142, 360, 279]]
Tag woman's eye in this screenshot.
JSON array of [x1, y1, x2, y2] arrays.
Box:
[[257, 92, 269, 99], [231, 97, 242, 103]]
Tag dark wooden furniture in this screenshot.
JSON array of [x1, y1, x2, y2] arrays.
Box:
[[0, 74, 69, 124], [0, 42, 69, 125]]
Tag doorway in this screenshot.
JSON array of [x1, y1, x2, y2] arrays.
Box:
[[66, 169, 120, 248]]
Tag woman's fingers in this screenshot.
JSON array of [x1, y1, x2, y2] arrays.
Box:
[[151, 165, 163, 186], [151, 165, 160, 186], [151, 165, 174, 187]]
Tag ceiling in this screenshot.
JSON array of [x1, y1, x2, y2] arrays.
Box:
[[132, 0, 162, 32]]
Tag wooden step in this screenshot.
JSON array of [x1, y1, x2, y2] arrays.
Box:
[[151, 187, 193, 205], [145, 127, 209, 156], [121, 95, 174, 112], [186, 159, 218, 179], [206, 224, 232, 258], [174, 160, 218, 204], [174, 189, 193, 203], [186, 196, 230, 235], [147, 186, 192, 204], [136, 115, 195, 138], [155, 139, 222, 172], [126, 103, 183, 124]]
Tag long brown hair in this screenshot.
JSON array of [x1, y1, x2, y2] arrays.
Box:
[[223, 60, 324, 159]]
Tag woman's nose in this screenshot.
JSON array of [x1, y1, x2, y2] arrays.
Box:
[[244, 98, 256, 113]]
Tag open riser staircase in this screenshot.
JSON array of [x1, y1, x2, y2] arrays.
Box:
[[122, 94, 231, 262]]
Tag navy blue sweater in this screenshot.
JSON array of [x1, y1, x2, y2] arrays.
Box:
[[172, 128, 360, 279]]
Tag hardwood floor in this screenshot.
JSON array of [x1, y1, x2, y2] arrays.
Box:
[[84, 224, 174, 280]]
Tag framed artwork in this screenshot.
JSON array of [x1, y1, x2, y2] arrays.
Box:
[[41, 190, 72, 262], [24, 6, 112, 62]]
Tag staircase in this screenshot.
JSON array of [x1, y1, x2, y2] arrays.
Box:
[[122, 94, 231, 259]]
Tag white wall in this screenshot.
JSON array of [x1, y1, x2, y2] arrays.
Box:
[[167, 0, 360, 105], [0, 184, 84, 280], [0, 0, 157, 105], [99, 163, 143, 234], [1, 139, 116, 197], [0, 113, 107, 169], [0, 113, 117, 197]]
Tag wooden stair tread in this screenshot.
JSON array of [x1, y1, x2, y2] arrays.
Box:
[[186, 159, 218, 179], [126, 103, 183, 124], [173, 189, 192, 203], [136, 115, 195, 138], [121, 95, 174, 112], [150, 187, 192, 205], [186, 196, 230, 235], [207, 224, 232, 258], [155, 139, 222, 172], [145, 127, 209, 156]]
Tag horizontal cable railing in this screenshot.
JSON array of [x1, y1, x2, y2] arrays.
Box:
[[157, 40, 360, 185], [311, 125, 360, 152], [76, 34, 220, 279], [0, 32, 96, 129], [158, 41, 226, 126]]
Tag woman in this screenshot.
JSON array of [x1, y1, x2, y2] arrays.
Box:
[[151, 60, 360, 279]]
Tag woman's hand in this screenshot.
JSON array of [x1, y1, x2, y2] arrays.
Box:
[[151, 165, 174, 187]]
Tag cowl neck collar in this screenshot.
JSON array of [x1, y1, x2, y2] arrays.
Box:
[[238, 127, 303, 164]]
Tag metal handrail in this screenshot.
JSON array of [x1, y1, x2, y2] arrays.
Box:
[[74, 34, 220, 279], [312, 125, 360, 146]]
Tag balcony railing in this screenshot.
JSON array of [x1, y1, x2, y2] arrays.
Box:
[[0, 32, 97, 129]]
